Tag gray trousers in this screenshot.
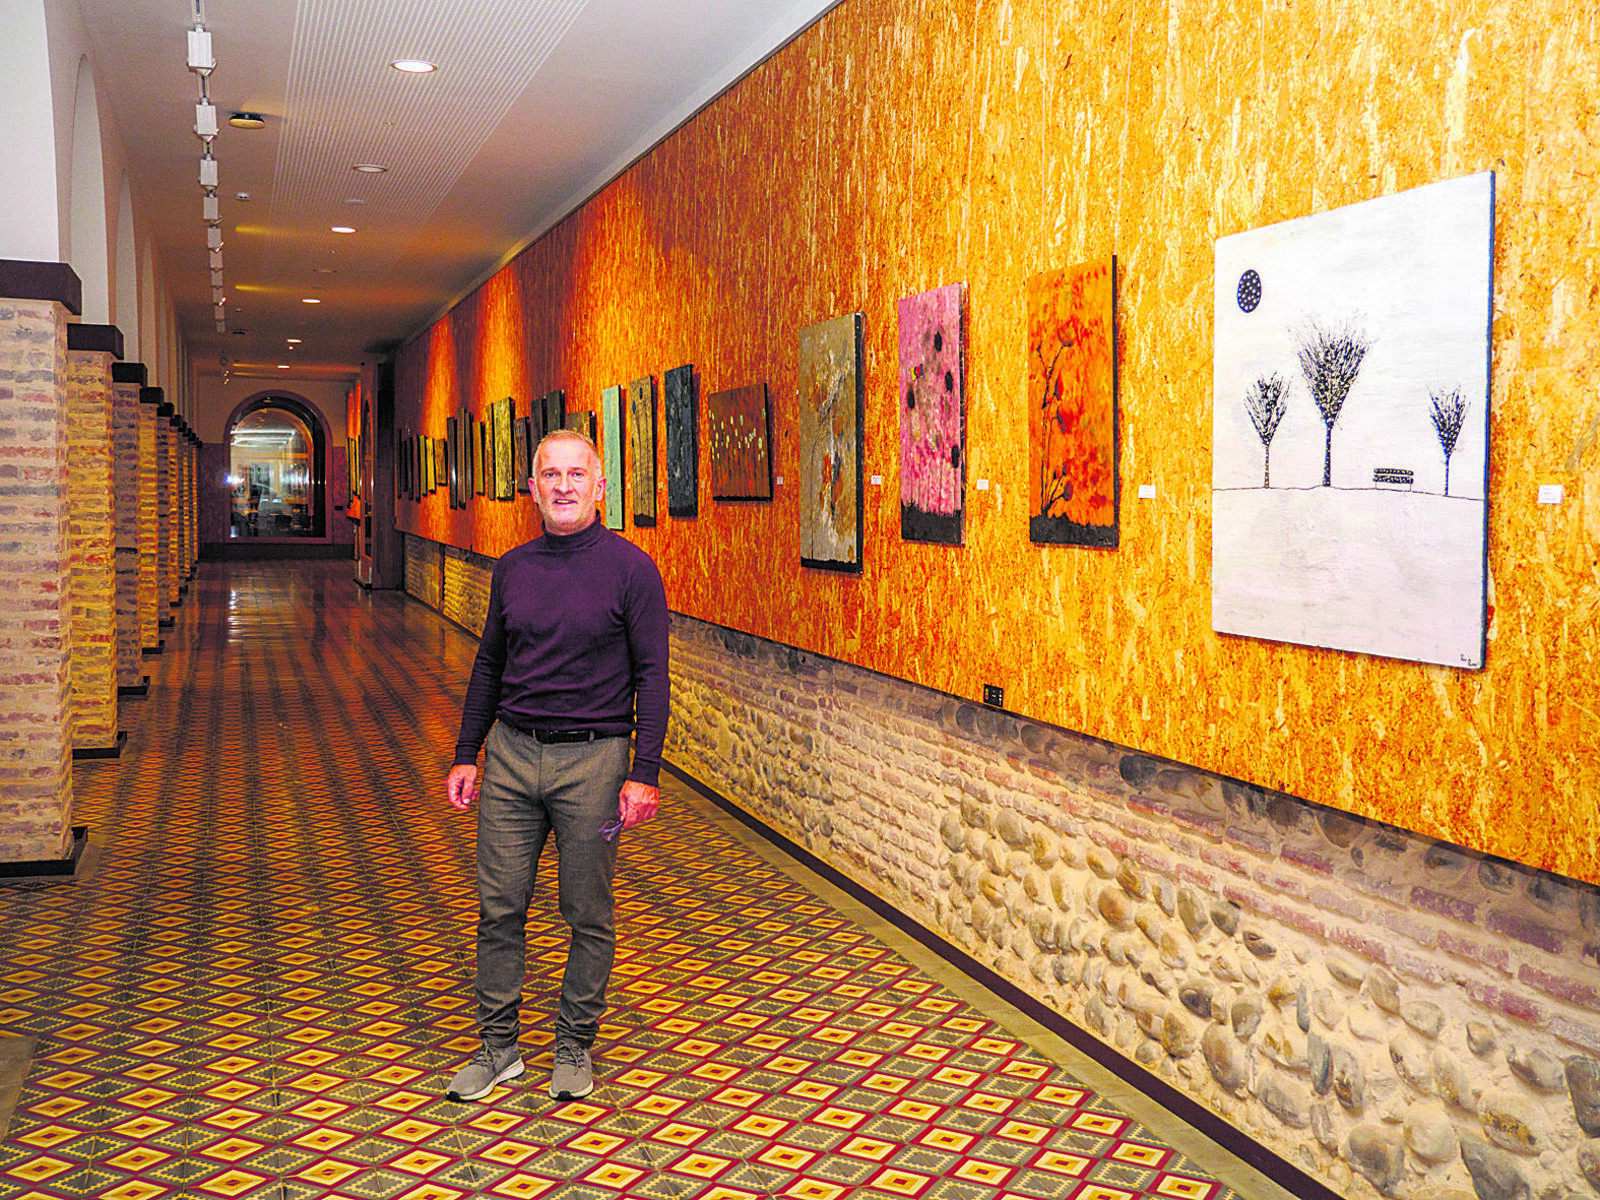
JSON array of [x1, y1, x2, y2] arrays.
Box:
[[475, 721, 628, 1049]]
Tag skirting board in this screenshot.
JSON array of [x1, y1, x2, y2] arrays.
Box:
[[662, 761, 1342, 1200]]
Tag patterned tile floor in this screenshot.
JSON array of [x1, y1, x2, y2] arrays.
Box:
[[0, 561, 1270, 1200]]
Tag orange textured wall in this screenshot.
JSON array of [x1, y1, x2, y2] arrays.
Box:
[[395, 0, 1600, 883]]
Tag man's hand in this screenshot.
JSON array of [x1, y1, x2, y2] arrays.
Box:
[[617, 780, 660, 830], [446, 764, 480, 812]]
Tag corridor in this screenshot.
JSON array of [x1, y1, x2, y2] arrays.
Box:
[[0, 563, 1281, 1200]]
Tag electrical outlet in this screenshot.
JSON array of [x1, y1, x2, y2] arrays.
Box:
[[982, 683, 1004, 708]]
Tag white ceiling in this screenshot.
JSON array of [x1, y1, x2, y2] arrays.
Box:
[[79, 0, 840, 383]]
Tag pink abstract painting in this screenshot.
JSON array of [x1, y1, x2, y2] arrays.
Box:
[[898, 283, 963, 544]]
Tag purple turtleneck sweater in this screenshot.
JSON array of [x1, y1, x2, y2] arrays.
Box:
[[452, 520, 669, 786]]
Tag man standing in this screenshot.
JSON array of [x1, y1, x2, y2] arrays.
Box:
[[444, 428, 668, 1102]]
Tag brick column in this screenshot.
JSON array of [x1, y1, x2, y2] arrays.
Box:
[[111, 363, 147, 692], [0, 261, 81, 866], [137, 387, 162, 650], [65, 324, 123, 758], [184, 426, 198, 580], [156, 403, 176, 620]]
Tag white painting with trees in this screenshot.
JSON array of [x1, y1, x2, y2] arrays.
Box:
[[1212, 172, 1493, 669]]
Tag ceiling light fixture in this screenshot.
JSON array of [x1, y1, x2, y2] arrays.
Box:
[[234, 192, 251, 201], [352, 163, 388, 174], [206, 227, 223, 249], [194, 101, 218, 140], [228, 111, 266, 129], [389, 59, 436, 73], [330, 225, 356, 234], [278, 364, 290, 369], [202, 194, 220, 223], [286, 338, 302, 344], [199, 156, 218, 188], [301, 298, 322, 304]]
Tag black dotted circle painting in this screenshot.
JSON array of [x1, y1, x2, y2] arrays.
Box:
[[1237, 269, 1262, 313]]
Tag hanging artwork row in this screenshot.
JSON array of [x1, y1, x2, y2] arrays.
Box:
[[1211, 171, 1493, 670]]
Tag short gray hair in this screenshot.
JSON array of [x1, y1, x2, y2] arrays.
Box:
[[533, 427, 601, 475]]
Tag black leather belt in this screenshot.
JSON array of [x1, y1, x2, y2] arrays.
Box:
[[533, 728, 599, 744]]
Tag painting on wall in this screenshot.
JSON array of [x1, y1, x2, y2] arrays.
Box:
[[565, 410, 596, 443], [1027, 257, 1118, 548], [707, 383, 772, 501], [1212, 171, 1494, 669], [540, 389, 566, 450], [512, 415, 530, 495], [433, 434, 446, 497], [398, 433, 409, 500], [797, 312, 864, 572], [665, 363, 698, 518], [446, 417, 460, 507], [347, 438, 359, 507], [475, 418, 487, 496], [422, 435, 434, 494], [898, 283, 964, 544], [601, 384, 625, 530], [492, 396, 514, 500], [629, 375, 657, 528]]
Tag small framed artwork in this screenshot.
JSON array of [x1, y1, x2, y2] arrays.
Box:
[[459, 408, 473, 504], [797, 312, 864, 571], [898, 283, 965, 544], [629, 375, 656, 528], [665, 363, 698, 518], [708, 383, 772, 500], [446, 416, 459, 508], [476, 418, 487, 496], [433, 435, 446, 497], [347, 437, 359, 505], [601, 384, 625, 530], [513, 415, 530, 494], [565, 409, 596, 442], [1027, 257, 1118, 547], [493, 396, 515, 501], [541, 389, 566, 448]]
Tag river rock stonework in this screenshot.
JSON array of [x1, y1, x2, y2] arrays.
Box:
[[658, 612, 1600, 1200]]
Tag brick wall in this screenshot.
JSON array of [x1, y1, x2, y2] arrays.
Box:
[[0, 297, 75, 862], [111, 373, 144, 687], [65, 347, 118, 750], [402, 536, 1600, 1200], [441, 545, 494, 636], [155, 416, 171, 619], [404, 534, 444, 613]]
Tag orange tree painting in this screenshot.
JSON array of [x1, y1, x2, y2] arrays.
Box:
[[1027, 258, 1119, 547]]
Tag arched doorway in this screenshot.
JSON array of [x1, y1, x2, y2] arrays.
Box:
[[225, 394, 329, 539]]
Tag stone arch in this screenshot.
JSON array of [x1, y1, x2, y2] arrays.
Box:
[[0, 0, 59, 259], [69, 55, 108, 323], [114, 174, 138, 351]]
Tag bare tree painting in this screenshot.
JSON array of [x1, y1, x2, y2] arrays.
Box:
[[1244, 373, 1288, 487], [1295, 321, 1372, 487], [1212, 171, 1494, 669], [1429, 386, 1468, 497]]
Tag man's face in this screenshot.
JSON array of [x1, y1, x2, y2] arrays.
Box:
[[534, 439, 604, 536]]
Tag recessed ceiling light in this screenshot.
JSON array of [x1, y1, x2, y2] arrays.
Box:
[[314, 267, 337, 274], [287, 338, 302, 344], [234, 192, 251, 201], [331, 225, 357, 234], [228, 111, 267, 129], [344, 198, 366, 205], [389, 59, 435, 74], [277, 363, 290, 369], [301, 297, 321, 304], [353, 163, 388, 174]]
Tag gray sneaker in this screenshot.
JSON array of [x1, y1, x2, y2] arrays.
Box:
[[446, 1042, 524, 1101], [549, 1040, 593, 1099]]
